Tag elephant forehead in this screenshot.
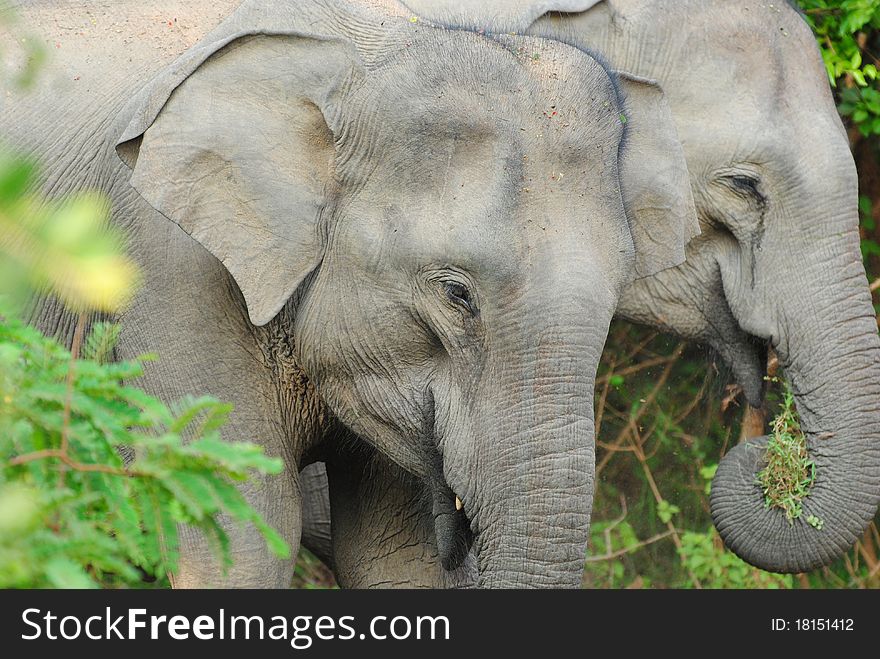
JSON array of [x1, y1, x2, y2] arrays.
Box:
[[334, 141, 629, 287], [327, 27, 631, 278], [640, 1, 833, 128], [338, 106, 625, 244], [340, 27, 625, 166]]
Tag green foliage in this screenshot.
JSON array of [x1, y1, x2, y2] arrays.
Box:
[[0, 151, 138, 314], [0, 148, 289, 587], [699, 464, 718, 495], [656, 499, 680, 524], [583, 512, 646, 589], [755, 379, 817, 524], [586, 324, 880, 590], [797, 0, 880, 135], [679, 529, 793, 589], [82, 322, 123, 365], [0, 293, 289, 589]]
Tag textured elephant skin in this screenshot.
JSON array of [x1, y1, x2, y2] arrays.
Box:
[[299, 0, 880, 584], [1, 0, 701, 587]]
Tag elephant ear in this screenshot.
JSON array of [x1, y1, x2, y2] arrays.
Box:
[[116, 32, 363, 326], [617, 73, 700, 279]]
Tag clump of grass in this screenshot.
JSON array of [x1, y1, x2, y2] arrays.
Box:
[[756, 379, 817, 525]]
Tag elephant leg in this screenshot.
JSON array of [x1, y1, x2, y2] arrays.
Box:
[[117, 214, 308, 588], [299, 462, 333, 567], [320, 446, 477, 589], [174, 462, 301, 589], [129, 326, 303, 588]]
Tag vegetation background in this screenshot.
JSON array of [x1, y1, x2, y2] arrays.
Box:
[[2, 0, 879, 589]]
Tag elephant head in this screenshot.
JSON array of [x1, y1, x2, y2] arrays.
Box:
[[518, 0, 880, 573], [115, 0, 697, 587], [403, 0, 880, 574]]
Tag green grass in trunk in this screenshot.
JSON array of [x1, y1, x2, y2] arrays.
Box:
[[756, 379, 818, 526]]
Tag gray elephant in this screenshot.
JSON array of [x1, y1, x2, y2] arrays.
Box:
[[299, 0, 880, 585], [1, 0, 699, 587]]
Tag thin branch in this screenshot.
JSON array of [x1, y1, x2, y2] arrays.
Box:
[[8, 448, 64, 465], [629, 423, 703, 589], [622, 330, 659, 363], [870, 278, 880, 293], [595, 355, 676, 385], [585, 530, 675, 563], [596, 439, 636, 453], [672, 371, 712, 425], [601, 496, 629, 563], [596, 342, 686, 476], [867, 556, 880, 582], [9, 447, 137, 478], [842, 551, 858, 583]]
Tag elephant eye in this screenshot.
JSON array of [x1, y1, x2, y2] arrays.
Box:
[[443, 281, 475, 314], [730, 175, 759, 194], [720, 173, 765, 205]]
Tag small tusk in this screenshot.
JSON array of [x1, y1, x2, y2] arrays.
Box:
[[455, 496, 463, 511]]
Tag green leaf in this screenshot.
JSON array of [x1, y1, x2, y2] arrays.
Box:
[[252, 516, 291, 559], [169, 396, 227, 435], [0, 156, 35, 203], [699, 464, 718, 480], [184, 437, 283, 475], [657, 499, 681, 524], [82, 322, 122, 364], [44, 557, 97, 589], [162, 471, 216, 520]]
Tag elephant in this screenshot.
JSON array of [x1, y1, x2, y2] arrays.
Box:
[[1, 0, 701, 587], [297, 0, 880, 585]]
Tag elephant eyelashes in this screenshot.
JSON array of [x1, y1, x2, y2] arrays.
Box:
[[443, 281, 476, 315], [721, 173, 766, 205]]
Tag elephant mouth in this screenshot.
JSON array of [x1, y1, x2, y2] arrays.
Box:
[[705, 303, 770, 408], [431, 477, 474, 571], [728, 332, 769, 407]]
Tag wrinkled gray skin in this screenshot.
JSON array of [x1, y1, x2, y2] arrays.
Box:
[[301, 0, 880, 584], [1, 0, 699, 587]]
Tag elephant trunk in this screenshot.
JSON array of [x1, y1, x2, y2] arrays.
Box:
[[466, 336, 598, 588], [711, 235, 880, 573]]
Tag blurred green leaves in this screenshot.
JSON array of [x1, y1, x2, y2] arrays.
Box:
[[0, 152, 139, 314], [0, 143, 288, 587], [0, 4, 46, 90], [797, 0, 880, 136], [0, 166, 290, 586], [656, 499, 680, 524], [0, 313, 289, 587]]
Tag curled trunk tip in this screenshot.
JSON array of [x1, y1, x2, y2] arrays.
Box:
[[710, 436, 880, 573]]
